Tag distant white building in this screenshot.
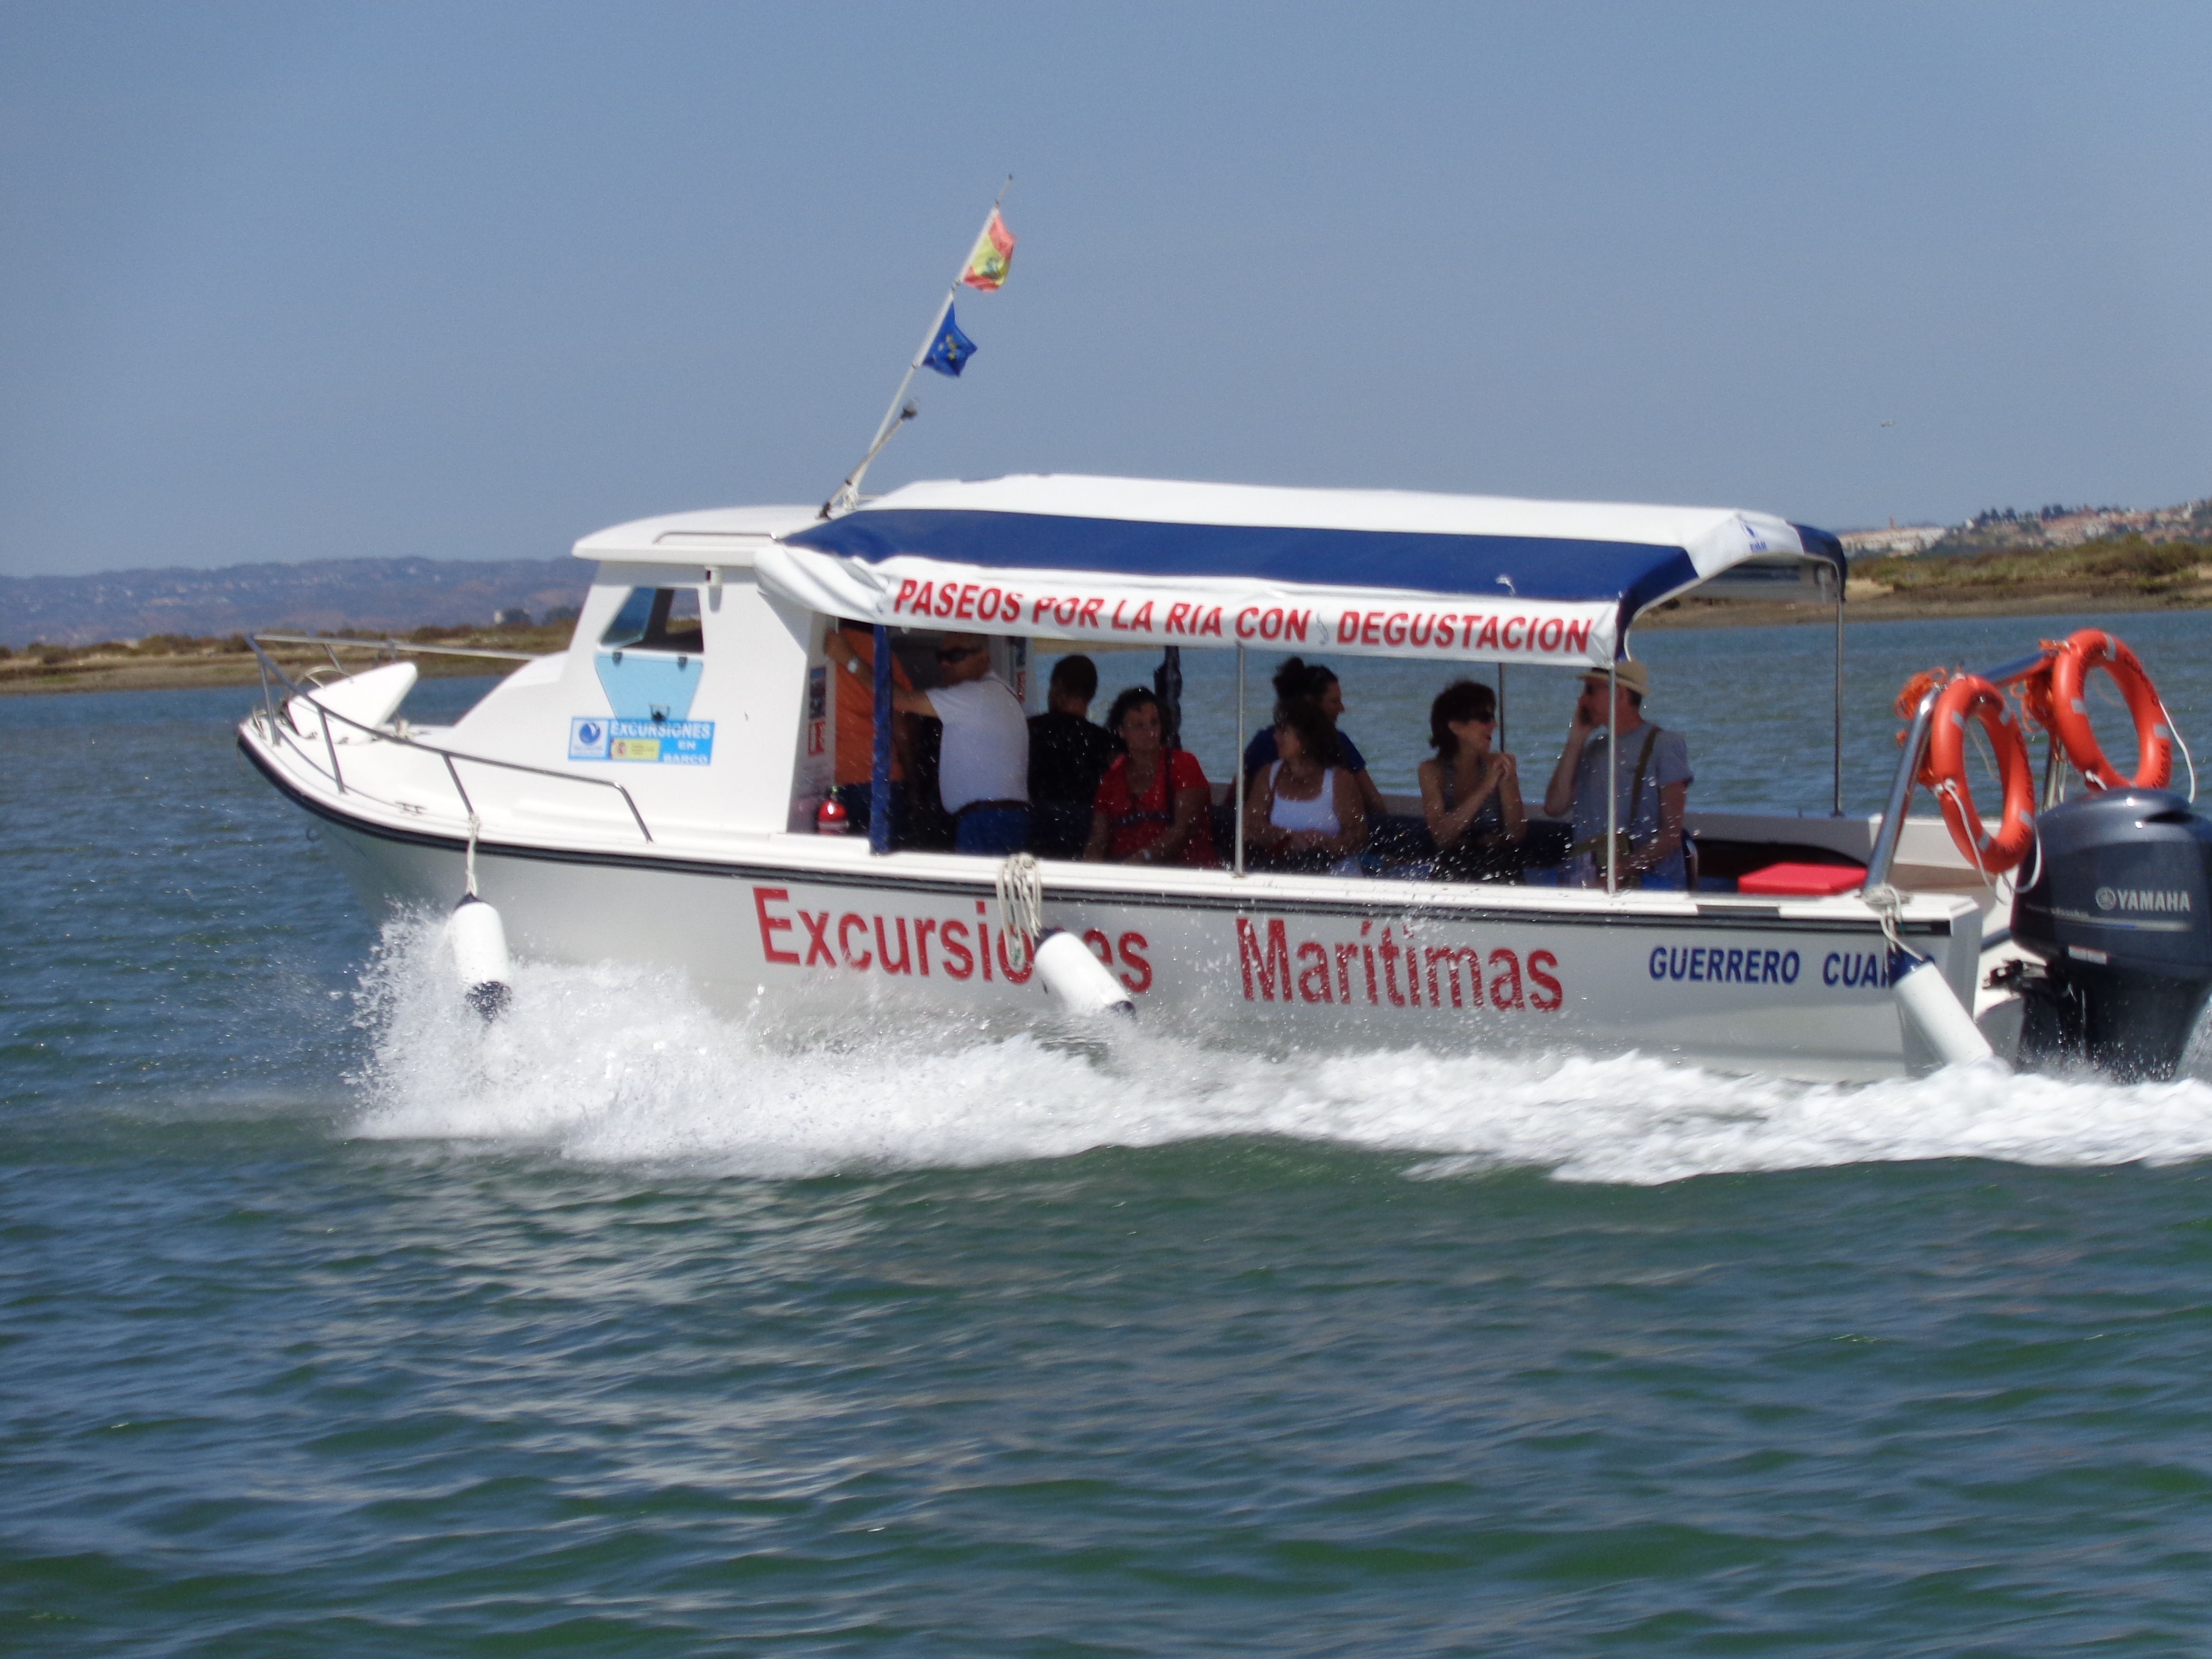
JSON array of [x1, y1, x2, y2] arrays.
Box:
[[1841, 523, 1948, 557]]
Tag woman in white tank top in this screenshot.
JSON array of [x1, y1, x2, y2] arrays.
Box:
[[1243, 701, 1369, 872]]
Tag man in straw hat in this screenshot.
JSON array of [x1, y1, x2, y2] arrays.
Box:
[[1542, 657, 1693, 890]]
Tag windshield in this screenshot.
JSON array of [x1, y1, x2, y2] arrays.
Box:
[[599, 587, 705, 653]]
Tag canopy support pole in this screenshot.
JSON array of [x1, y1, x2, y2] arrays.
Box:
[[1832, 578, 1845, 816], [1234, 644, 1247, 877], [869, 624, 893, 856], [1606, 659, 1620, 896], [1496, 665, 1507, 751], [1155, 646, 1183, 753]]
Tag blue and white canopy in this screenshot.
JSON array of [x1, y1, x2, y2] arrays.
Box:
[[759, 474, 1843, 668]]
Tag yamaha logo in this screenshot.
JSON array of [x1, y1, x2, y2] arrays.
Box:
[[2094, 885, 2192, 913]]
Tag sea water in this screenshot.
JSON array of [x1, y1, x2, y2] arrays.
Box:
[[6, 612, 2212, 1654]]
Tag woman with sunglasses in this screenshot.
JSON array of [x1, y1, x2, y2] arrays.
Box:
[[1418, 679, 1526, 881]]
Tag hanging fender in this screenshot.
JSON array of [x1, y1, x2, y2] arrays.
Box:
[[447, 893, 513, 1020], [2042, 629, 2173, 790], [1891, 945, 1998, 1068], [1032, 929, 1136, 1019], [1921, 675, 2037, 875]]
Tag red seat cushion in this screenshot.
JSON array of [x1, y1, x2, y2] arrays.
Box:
[[1737, 861, 1866, 897]]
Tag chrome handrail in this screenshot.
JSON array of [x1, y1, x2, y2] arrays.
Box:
[[252, 631, 545, 663], [1863, 649, 2061, 890], [246, 637, 653, 844], [1864, 687, 1939, 888]]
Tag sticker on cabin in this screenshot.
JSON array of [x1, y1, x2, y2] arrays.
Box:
[[805, 666, 828, 757], [568, 717, 715, 764]]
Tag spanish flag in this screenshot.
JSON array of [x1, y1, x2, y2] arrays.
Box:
[[960, 210, 1016, 291]]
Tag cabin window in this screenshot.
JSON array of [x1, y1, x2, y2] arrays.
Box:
[[599, 587, 706, 654]]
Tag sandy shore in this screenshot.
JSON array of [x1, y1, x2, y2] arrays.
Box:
[[1603, 585, 2212, 632], [0, 647, 532, 698]]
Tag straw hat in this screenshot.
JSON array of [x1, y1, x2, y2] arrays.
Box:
[[1581, 659, 1650, 698]]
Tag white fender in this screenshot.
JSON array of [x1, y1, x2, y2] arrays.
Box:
[[447, 893, 513, 1020], [1893, 948, 1997, 1068], [1032, 929, 1135, 1020]]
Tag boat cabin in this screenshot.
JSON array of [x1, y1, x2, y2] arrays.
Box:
[[447, 474, 1856, 887]]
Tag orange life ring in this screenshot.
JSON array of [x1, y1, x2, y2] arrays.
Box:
[[1923, 674, 2037, 874], [2045, 628, 2172, 790]]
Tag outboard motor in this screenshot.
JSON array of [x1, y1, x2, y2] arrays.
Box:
[[2010, 788, 2212, 1079]]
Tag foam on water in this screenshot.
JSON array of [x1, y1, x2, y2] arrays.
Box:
[[349, 918, 2212, 1185]]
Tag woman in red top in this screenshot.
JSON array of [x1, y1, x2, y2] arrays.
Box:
[[1084, 688, 1218, 867]]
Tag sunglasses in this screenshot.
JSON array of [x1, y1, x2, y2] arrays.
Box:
[[936, 646, 982, 663]]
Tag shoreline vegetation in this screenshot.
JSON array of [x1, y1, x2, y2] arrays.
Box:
[[6, 537, 2208, 696], [0, 620, 574, 697], [1637, 533, 2212, 630]]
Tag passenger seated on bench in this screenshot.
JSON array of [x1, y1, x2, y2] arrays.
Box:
[[1418, 679, 1526, 881], [1084, 687, 1216, 867], [1243, 699, 1369, 875], [1242, 658, 1388, 822], [1542, 658, 1691, 890], [1028, 655, 1120, 859]]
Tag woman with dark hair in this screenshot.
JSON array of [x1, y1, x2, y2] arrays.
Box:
[[1241, 658, 1388, 820], [1243, 698, 1368, 873], [1418, 679, 1526, 881], [1084, 687, 1217, 867]]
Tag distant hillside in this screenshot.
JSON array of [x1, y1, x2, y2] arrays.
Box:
[[1850, 535, 2212, 610], [1843, 495, 2212, 560], [1929, 498, 2212, 555], [0, 556, 590, 649]]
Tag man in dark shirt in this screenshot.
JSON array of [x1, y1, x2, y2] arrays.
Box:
[[1027, 655, 1120, 858]]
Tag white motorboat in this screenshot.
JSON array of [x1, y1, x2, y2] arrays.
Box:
[[237, 474, 2212, 1081]]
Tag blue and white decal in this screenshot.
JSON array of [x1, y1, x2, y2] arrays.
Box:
[[594, 651, 702, 723], [569, 717, 714, 765]]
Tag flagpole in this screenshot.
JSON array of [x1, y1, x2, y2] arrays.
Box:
[[826, 177, 1013, 517]]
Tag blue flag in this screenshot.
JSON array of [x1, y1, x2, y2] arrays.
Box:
[[923, 305, 976, 377]]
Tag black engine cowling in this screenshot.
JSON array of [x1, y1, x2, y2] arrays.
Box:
[[2011, 787, 2212, 1079]]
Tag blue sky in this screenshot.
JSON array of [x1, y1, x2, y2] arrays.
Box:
[[3, 2, 2209, 576]]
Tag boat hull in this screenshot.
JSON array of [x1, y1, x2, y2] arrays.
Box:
[[293, 782, 1973, 1084]]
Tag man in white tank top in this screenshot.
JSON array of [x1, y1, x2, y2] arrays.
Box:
[[889, 632, 1031, 854]]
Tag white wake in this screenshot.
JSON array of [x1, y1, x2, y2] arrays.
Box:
[[347, 918, 2212, 1185]]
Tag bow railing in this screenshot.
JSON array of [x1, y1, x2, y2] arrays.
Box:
[[246, 635, 653, 845]]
